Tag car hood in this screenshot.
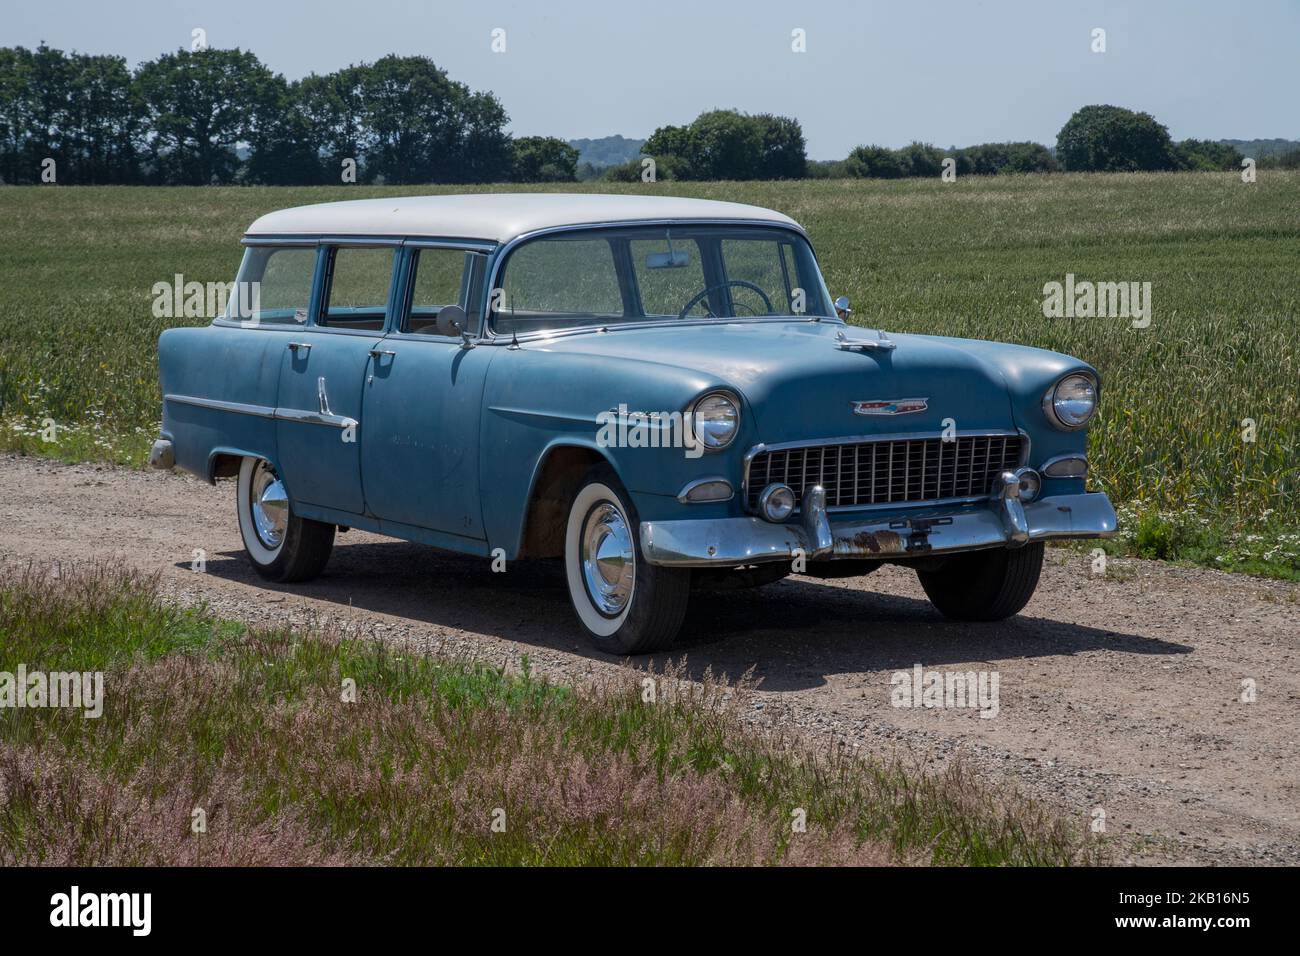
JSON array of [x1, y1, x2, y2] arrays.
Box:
[[526, 320, 1085, 442]]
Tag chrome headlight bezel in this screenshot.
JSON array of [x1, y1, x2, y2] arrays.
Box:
[[688, 389, 741, 452], [1042, 372, 1099, 431]]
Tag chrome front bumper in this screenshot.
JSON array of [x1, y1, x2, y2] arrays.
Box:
[[639, 488, 1117, 568]]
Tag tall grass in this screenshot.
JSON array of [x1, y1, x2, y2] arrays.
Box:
[[0, 563, 1099, 866]]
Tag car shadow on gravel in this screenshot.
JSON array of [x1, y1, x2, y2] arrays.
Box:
[[190, 539, 1191, 692]]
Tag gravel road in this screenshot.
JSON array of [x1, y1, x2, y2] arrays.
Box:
[[2, 454, 1296, 865]]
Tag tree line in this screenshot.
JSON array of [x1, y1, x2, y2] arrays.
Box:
[[0, 44, 578, 185], [615, 105, 1253, 182], [0, 42, 1283, 186]]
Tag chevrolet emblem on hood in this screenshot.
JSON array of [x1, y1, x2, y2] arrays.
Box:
[[851, 398, 929, 416]]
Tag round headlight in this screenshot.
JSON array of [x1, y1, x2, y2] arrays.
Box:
[[690, 391, 740, 450], [1044, 373, 1098, 430], [759, 483, 796, 522], [1014, 467, 1042, 502]]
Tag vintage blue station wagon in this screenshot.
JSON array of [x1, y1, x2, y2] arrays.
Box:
[[153, 194, 1116, 654]]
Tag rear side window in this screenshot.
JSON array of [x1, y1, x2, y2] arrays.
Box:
[[405, 248, 485, 335], [321, 246, 396, 331], [226, 246, 316, 325]]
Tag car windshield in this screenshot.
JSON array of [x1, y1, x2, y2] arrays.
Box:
[[492, 225, 833, 335]]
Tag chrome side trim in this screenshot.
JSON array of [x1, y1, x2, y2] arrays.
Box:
[[273, 407, 359, 430], [640, 492, 1119, 568], [165, 393, 357, 430], [165, 394, 276, 419]]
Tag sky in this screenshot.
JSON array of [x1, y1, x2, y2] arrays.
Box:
[[4, 0, 1297, 159]]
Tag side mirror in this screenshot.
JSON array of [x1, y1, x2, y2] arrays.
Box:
[[834, 296, 852, 320], [434, 305, 476, 348]]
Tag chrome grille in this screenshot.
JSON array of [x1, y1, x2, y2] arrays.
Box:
[[745, 434, 1024, 510]]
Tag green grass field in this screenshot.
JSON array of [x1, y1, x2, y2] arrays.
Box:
[[1, 564, 1095, 865], [1, 173, 1297, 576]]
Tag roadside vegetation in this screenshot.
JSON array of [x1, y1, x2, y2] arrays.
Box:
[[1, 170, 1296, 577], [0, 563, 1099, 866]]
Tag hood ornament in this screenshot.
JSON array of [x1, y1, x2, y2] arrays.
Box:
[[835, 327, 895, 352], [852, 397, 928, 416]]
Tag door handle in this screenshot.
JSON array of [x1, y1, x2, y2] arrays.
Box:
[[287, 342, 312, 352], [369, 349, 396, 358]]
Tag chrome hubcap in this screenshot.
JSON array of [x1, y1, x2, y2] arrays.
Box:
[[580, 502, 634, 616], [250, 461, 288, 549]]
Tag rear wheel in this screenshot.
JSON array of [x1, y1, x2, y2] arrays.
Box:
[[564, 464, 690, 654], [236, 457, 335, 582], [916, 543, 1044, 621]]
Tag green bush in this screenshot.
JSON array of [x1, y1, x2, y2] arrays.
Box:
[[1175, 139, 1243, 172], [897, 141, 944, 178], [511, 136, 579, 183], [845, 144, 908, 179], [1056, 105, 1180, 172], [642, 110, 806, 181], [1133, 512, 1177, 559]]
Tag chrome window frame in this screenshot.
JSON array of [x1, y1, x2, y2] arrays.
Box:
[[392, 239, 496, 340], [480, 219, 839, 344], [219, 234, 499, 336]]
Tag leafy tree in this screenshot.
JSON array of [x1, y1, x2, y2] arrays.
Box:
[[63, 51, 142, 183], [897, 141, 944, 177], [511, 135, 579, 182], [754, 113, 807, 179], [644, 109, 805, 181], [455, 87, 512, 184], [357, 55, 511, 184], [952, 141, 1058, 175], [643, 123, 691, 169], [244, 77, 325, 185], [1056, 105, 1179, 172], [1174, 138, 1242, 171], [845, 144, 908, 178], [0, 44, 142, 184], [0, 46, 42, 183], [135, 48, 281, 184], [295, 66, 369, 182]]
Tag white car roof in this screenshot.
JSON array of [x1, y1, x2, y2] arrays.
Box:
[[244, 193, 802, 243]]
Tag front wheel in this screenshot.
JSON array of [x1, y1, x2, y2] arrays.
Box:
[[236, 457, 335, 582], [564, 464, 690, 654], [916, 543, 1044, 621]]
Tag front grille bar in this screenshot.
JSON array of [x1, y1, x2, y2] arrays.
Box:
[[745, 432, 1025, 512]]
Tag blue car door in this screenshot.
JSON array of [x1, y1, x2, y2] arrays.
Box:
[[274, 243, 397, 515], [359, 244, 495, 539]]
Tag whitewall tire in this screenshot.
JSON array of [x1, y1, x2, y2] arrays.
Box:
[[563, 464, 690, 654], [236, 457, 335, 582]]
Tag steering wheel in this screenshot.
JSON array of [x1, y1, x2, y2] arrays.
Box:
[[677, 280, 774, 321]]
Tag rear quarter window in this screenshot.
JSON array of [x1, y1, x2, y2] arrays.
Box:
[[227, 246, 316, 325]]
